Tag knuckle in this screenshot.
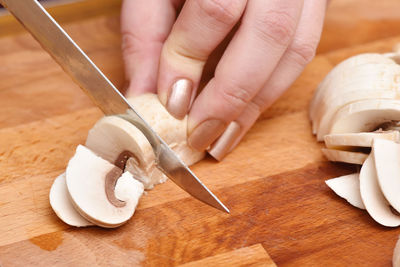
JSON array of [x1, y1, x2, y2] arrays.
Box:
[[198, 0, 243, 26], [289, 38, 318, 65], [164, 39, 207, 64], [218, 81, 254, 111], [121, 31, 141, 56], [254, 10, 297, 46]]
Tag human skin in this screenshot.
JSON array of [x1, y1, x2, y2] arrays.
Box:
[[121, 0, 328, 160]]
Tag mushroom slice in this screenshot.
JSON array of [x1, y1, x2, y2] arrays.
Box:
[[85, 115, 165, 189], [310, 53, 394, 124], [360, 154, 400, 227], [322, 148, 368, 165], [325, 173, 365, 209], [49, 173, 93, 227], [393, 236, 400, 267], [66, 145, 144, 228], [324, 131, 399, 148], [373, 139, 400, 213], [325, 99, 400, 139]]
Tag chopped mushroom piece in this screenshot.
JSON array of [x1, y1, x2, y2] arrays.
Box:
[[324, 131, 399, 148], [49, 173, 93, 227], [373, 139, 400, 213], [359, 154, 400, 227], [393, 236, 400, 267], [325, 173, 365, 209], [321, 148, 368, 165], [66, 145, 144, 228]]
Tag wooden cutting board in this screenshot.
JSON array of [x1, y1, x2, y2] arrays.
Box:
[[1, 0, 400, 266]]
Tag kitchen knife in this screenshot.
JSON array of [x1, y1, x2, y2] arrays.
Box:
[[0, 0, 229, 213]]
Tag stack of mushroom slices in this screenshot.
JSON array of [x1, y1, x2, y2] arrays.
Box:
[[49, 94, 205, 228], [309, 52, 400, 227]]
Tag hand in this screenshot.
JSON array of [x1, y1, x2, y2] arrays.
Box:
[[121, 0, 328, 160]]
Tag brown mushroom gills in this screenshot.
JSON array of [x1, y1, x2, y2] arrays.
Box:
[[105, 150, 142, 208]]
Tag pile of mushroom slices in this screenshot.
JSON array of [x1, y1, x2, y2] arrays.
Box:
[[310, 52, 400, 227], [49, 94, 205, 228]]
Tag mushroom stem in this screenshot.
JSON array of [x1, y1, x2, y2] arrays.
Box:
[[105, 167, 125, 208]]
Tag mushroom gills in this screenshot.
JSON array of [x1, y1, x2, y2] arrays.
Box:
[[325, 173, 365, 209], [49, 173, 94, 227], [359, 154, 400, 227], [66, 145, 144, 228]]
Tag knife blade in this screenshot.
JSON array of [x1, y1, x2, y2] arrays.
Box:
[[1, 0, 229, 213]]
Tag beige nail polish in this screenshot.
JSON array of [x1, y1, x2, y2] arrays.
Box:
[[188, 119, 227, 151], [208, 121, 241, 161], [166, 79, 193, 119]]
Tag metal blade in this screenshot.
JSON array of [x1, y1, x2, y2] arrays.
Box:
[[1, 0, 229, 213]]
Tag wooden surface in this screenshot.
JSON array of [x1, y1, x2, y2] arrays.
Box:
[[1, 0, 400, 266]]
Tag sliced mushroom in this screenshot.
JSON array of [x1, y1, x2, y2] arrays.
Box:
[[325, 173, 365, 209], [359, 154, 400, 227], [322, 148, 368, 165], [86, 115, 165, 189], [324, 131, 399, 149], [49, 173, 94, 227], [393, 236, 400, 267], [326, 99, 400, 140], [310, 54, 399, 135], [373, 139, 400, 213], [66, 145, 144, 228]]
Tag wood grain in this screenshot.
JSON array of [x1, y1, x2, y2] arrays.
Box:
[[178, 244, 276, 267], [1, 0, 400, 266]]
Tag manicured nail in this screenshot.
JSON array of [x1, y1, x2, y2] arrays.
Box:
[[188, 119, 227, 151], [166, 79, 193, 119], [208, 121, 241, 161]]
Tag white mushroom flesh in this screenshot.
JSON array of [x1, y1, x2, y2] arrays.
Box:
[[325, 173, 365, 209], [49, 173, 94, 227], [359, 154, 400, 227]]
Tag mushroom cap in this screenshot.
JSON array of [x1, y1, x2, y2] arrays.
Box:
[[66, 145, 144, 228], [325, 173, 365, 210], [49, 173, 93, 227], [373, 139, 400, 213], [127, 94, 205, 165], [359, 154, 400, 227]]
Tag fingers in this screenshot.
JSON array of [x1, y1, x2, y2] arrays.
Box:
[[187, 0, 304, 151], [209, 0, 328, 160], [121, 0, 181, 96], [157, 0, 247, 119]]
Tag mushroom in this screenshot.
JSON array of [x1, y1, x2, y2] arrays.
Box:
[[85, 115, 165, 189], [373, 139, 400, 213], [310, 53, 399, 135], [49, 173, 94, 227], [321, 148, 368, 165], [66, 145, 144, 228], [324, 131, 399, 149], [324, 99, 400, 140], [127, 94, 204, 165], [50, 93, 207, 228], [359, 154, 400, 227], [393, 236, 400, 267], [325, 173, 365, 209]]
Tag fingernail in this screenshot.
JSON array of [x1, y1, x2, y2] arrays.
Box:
[[166, 79, 193, 119], [208, 121, 241, 161], [188, 119, 227, 151]]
